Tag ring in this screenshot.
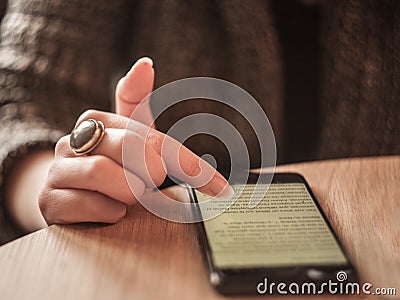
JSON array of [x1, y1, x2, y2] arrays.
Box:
[[69, 119, 105, 155]]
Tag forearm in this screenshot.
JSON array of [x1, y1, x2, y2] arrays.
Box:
[[4, 150, 54, 232]]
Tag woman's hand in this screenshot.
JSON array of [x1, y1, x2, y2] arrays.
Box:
[[38, 58, 230, 225]]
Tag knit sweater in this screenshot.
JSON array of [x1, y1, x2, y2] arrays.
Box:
[[0, 0, 399, 244]]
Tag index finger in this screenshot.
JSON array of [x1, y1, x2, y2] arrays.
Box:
[[77, 110, 233, 197], [149, 132, 230, 196]]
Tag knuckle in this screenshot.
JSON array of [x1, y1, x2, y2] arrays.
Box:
[[47, 160, 58, 178], [46, 159, 66, 188], [38, 188, 53, 222], [146, 131, 164, 152], [46, 163, 59, 186], [54, 135, 70, 155], [38, 191, 47, 214], [185, 158, 201, 178]]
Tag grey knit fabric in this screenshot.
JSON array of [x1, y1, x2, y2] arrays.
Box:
[[0, 0, 131, 243]]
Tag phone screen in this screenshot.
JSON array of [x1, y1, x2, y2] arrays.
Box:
[[195, 182, 348, 269]]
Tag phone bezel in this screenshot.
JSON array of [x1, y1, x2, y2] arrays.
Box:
[[189, 172, 358, 295]]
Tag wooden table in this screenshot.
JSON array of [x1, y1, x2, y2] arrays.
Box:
[[0, 156, 399, 299]]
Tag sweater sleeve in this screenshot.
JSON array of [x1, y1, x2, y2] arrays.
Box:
[[0, 0, 131, 244]]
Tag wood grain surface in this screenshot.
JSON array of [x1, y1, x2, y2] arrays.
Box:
[[0, 156, 399, 300]]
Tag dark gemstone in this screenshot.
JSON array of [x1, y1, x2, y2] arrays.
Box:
[[70, 120, 96, 149]]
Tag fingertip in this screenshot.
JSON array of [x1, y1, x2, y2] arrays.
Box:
[[116, 56, 155, 113], [207, 174, 232, 197], [107, 201, 127, 223], [138, 57, 153, 67], [129, 57, 154, 74], [123, 56, 155, 88], [218, 183, 234, 198]]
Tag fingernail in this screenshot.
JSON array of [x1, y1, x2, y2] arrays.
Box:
[[209, 176, 234, 198], [216, 183, 235, 198], [138, 57, 153, 67], [130, 57, 153, 71], [127, 57, 154, 78], [220, 184, 234, 198]]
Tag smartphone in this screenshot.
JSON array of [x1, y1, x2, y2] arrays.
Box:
[[189, 172, 357, 295]]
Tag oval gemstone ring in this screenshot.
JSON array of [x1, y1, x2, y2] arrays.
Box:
[[69, 119, 105, 155]]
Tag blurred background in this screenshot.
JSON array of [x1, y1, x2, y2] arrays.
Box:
[[0, 0, 399, 176]]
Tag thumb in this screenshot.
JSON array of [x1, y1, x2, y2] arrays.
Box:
[[115, 57, 155, 127]]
